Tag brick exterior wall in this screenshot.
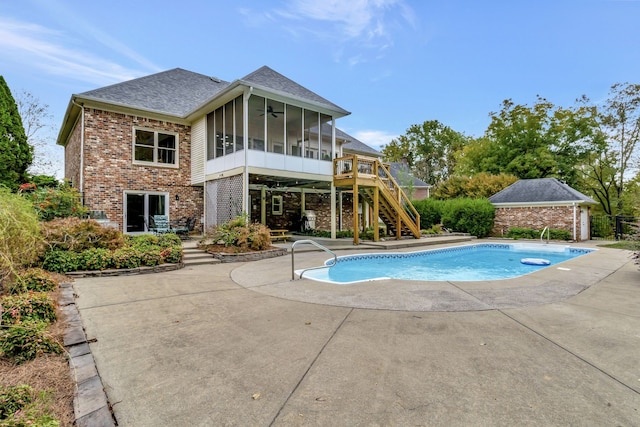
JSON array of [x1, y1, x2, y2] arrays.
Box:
[[75, 108, 203, 232], [65, 118, 82, 188], [492, 205, 586, 241]]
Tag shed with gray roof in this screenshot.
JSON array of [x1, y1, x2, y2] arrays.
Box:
[[489, 178, 597, 241]]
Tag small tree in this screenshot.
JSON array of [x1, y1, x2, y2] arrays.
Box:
[[0, 188, 43, 286], [0, 76, 33, 190]]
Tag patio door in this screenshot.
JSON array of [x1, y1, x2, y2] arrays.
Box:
[[124, 192, 168, 233]]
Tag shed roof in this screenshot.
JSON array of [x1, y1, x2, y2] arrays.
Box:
[[489, 178, 597, 205]]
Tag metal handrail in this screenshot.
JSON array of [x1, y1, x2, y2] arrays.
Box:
[[540, 226, 550, 243], [291, 239, 338, 280]]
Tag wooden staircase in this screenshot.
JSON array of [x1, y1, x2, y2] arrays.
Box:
[[334, 155, 421, 244]]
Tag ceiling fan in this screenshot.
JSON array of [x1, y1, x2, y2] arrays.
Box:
[[260, 105, 284, 118]]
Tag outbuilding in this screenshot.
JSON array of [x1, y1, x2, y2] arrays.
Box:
[[489, 178, 597, 241]]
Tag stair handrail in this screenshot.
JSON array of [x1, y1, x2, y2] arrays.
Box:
[[541, 226, 550, 243], [376, 161, 421, 231], [291, 239, 338, 280]]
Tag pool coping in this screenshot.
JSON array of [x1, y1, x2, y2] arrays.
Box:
[[231, 239, 631, 312]]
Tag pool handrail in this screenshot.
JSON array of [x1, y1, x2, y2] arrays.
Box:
[[291, 239, 338, 280], [541, 226, 550, 244]]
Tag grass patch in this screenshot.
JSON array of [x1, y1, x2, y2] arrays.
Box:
[[597, 241, 640, 250]]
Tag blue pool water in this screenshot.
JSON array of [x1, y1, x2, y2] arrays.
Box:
[[299, 243, 593, 284]]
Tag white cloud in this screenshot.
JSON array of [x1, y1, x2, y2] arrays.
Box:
[[0, 17, 157, 86], [353, 129, 399, 151], [245, 0, 415, 66]]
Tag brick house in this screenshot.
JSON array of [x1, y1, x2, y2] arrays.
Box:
[[57, 66, 403, 236], [489, 178, 597, 241]]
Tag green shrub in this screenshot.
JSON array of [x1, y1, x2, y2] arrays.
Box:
[[412, 198, 444, 229], [41, 250, 79, 274], [5, 268, 58, 294], [549, 229, 572, 241], [24, 183, 87, 221], [41, 217, 124, 252], [201, 215, 272, 251], [506, 227, 572, 241], [111, 248, 141, 269], [0, 188, 43, 286], [160, 247, 183, 264], [0, 384, 34, 419], [0, 321, 62, 364], [1, 292, 57, 325], [78, 247, 112, 271], [128, 234, 160, 251], [139, 249, 162, 267], [157, 233, 182, 249], [440, 198, 495, 238], [422, 224, 444, 235], [505, 227, 537, 239]]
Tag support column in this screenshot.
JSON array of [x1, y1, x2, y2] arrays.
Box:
[[373, 185, 379, 242], [261, 186, 266, 224], [353, 186, 359, 245], [331, 185, 336, 239]]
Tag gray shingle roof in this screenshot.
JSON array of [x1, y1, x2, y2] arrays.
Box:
[[240, 66, 349, 115], [336, 128, 381, 156], [388, 162, 430, 188], [78, 68, 230, 117], [489, 178, 597, 204]]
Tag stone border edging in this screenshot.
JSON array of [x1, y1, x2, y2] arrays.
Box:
[[209, 248, 287, 263], [66, 262, 183, 278], [60, 282, 116, 427]]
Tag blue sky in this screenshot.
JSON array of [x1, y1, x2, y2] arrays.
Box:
[[2, 0, 639, 178]]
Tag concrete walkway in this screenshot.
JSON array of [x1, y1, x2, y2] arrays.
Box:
[[72, 239, 640, 426]]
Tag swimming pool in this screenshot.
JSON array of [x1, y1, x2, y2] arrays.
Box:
[[297, 243, 594, 284]]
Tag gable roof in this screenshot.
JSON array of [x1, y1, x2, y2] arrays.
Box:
[[78, 68, 230, 117], [336, 128, 381, 157], [239, 66, 349, 115], [489, 178, 597, 205]]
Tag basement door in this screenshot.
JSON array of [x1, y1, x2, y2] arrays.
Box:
[[124, 192, 168, 233]]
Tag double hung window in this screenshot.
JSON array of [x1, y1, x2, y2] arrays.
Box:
[[134, 128, 178, 167]]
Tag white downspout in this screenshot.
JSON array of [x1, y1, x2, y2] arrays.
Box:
[[71, 99, 85, 195]]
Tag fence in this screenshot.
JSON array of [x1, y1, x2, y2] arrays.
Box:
[[591, 215, 639, 240]]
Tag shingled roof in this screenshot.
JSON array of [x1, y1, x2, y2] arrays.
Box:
[[78, 68, 230, 117], [239, 66, 349, 115], [489, 178, 596, 204]]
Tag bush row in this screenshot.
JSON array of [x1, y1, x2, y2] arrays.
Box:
[[42, 234, 183, 273], [412, 198, 495, 238], [506, 227, 572, 241]]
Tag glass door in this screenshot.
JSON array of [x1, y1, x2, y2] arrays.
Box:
[[125, 192, 168, 233]]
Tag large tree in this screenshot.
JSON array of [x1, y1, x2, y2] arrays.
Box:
[[455, 96, 600, 189], [15, 90, 55, 175], [0, 76, 32, 190], [381, 120, 469, 186], [600, 82, 640, 212]]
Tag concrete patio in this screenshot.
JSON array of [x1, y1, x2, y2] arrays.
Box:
[[72, 239, 640, 426]]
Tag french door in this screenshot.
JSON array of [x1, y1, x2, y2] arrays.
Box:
[[124, 192, 168, 233]]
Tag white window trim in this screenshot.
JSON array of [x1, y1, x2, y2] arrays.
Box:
[[132, 126, 179, 168], [272, 195, 283, 215]]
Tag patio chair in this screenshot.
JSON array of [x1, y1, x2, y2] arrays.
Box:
[[151, 215, 172, 234], [170, 216, 196, 239]]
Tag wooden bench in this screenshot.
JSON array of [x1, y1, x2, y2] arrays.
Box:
[[269, 229, 292, 242]]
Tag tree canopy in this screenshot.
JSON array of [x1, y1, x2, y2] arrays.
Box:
[[455, 96, 600, 189], [0, 76, 32, 190], [381, 120, 469, 186]]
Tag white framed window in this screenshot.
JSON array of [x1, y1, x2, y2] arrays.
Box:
[[272, 195, 283, 215], [133, 127, 178, 167]]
